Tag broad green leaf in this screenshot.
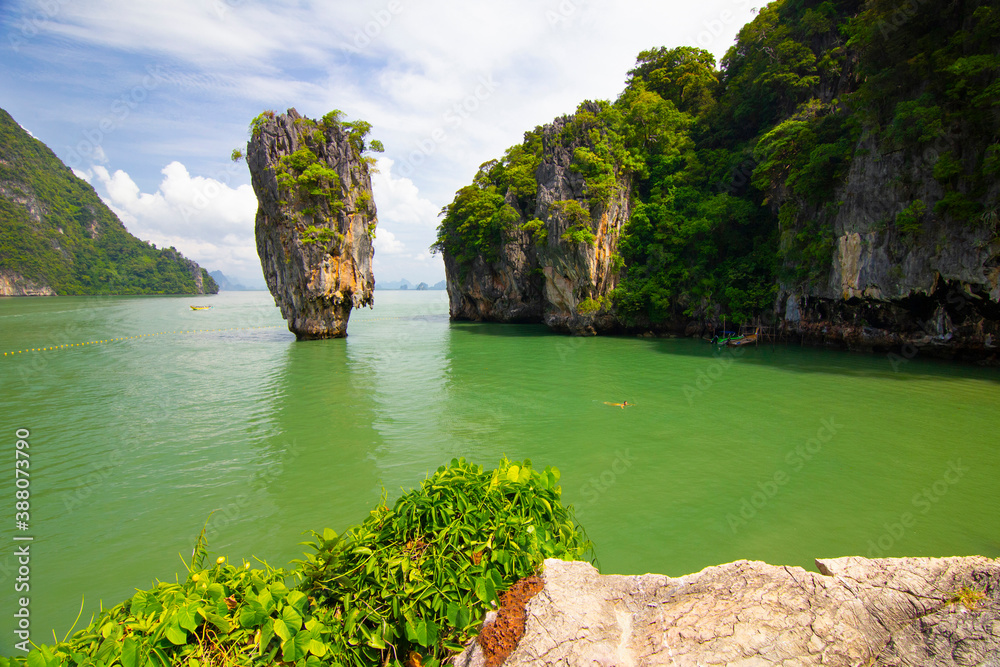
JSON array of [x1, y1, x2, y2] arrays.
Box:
[[239, 600, 267, 628], [506, 465, 520, 482], [176, 604, 199, 632], [280, 634, 306, 663], [273, 617, 292, 642], [344, 607, 360, 635], [260, 618, 275, 650], [366, 630, 386, 650], [281, 603, 303, 631], [165, 623, 187, 646], [204, 583, 225, 601], [286, 590, 308, 612], [404, 618, 427, 647], [474, 577, 497, 605], [120, 637, 139, 667]]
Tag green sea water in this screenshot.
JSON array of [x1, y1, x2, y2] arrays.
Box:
[[1, 290, 998, 652]]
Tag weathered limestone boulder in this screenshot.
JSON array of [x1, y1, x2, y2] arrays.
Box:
[[456, 556, 1000, 666], [248, 108, 375, 339]]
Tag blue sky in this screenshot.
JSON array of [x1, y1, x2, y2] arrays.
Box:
[[1, 0, 757, 286]]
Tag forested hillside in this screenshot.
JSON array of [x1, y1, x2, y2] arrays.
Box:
[[0, 108, 217, 295], [435, 0, 999, 352]]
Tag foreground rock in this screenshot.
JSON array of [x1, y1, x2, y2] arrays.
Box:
[[248, 108, 375, 339], [457, 556, 1000, 666]]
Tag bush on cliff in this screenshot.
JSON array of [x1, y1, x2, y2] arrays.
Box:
[[4, 458, 590, 667]]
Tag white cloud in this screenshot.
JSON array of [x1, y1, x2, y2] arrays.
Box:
[[374, 228, 405, 255], [371, 158, 438, 227], [84, 160, 260, 281]]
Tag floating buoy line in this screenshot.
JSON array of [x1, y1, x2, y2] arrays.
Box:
[[2, 325, 284, 358], [1, 316, 429, 358]]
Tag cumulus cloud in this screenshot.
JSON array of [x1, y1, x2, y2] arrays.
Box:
[[371, 158, 438, 227], [84, 161, 260, 282], [374, 228, 406, 255]]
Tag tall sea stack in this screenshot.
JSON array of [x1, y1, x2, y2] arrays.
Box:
[[248, 108, 376, 339]]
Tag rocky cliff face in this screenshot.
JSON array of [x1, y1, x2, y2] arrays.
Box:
[[0, 269, 56, 296], [778, 133, 1000, 360], [443, 104, 631, 335], [458, 556, 1000, 667], [248, 109, 375, 339]]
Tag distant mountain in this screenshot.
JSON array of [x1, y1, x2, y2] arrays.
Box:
[[0, 108, 216, 295], [209, 270, 252, 291], [375, 278, 412, 290], [374, 278, 446, 290]]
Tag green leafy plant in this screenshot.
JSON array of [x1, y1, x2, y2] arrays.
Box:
[[301, 226, 339, 247], [249, 110, 276, 137], [520, 218, 548, 245], [947, 586, 987, 610], [552, 200, 597, 245], [576, 297, 608, 315], [895, 200, 926, 235], [4, 459, 589, 667]]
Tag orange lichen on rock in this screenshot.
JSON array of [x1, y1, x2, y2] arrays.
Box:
[[476, 575, 544, 667]]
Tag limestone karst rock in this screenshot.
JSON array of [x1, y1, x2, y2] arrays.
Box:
[[438, 102, 631, 335], [457, 556, 1000, 666], [248, 108, 376, 339]]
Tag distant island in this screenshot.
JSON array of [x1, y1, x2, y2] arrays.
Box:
[[209, 270, 267, 291], [0, 108, 216, 296], [376, 279, 446, 291]]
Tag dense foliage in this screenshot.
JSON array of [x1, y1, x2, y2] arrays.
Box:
[[0, 109, 217, 295], [3, 458, 590, 667], [433, 0, 999, 326]]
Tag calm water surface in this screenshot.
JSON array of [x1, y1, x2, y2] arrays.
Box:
[[1, 290, 998, 651]]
